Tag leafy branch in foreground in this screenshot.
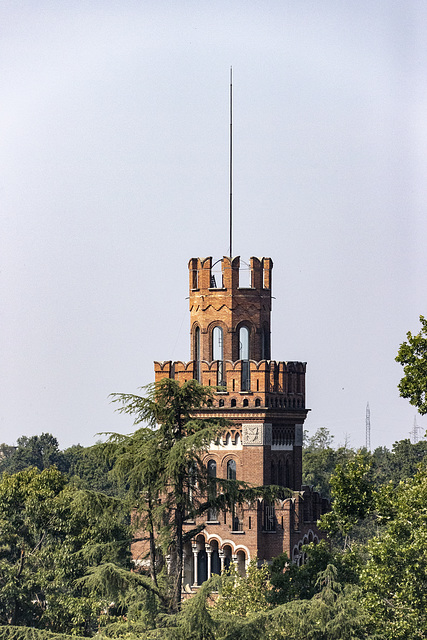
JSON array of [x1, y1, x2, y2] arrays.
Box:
[[396, 315, 427, 416]]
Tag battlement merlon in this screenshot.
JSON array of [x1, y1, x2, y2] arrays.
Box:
[[188, 256, 273, 297], [154, 359, 306, 403]]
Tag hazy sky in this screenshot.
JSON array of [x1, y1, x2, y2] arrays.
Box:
[[1, 1, 426, 451]]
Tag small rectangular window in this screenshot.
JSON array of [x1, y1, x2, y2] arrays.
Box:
[[249, 516, 252, 530]]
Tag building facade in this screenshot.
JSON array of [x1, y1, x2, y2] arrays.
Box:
[[134, 256, 327, 589]]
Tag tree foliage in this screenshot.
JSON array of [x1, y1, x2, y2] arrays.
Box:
[[214, 560, 271, 617], [396, 314, 427, 415], [319, 452, 374, 542], [361, 463, 427, 640], [64, 443, 121, 495], [303, 428, 353, 500], [107, 378, 231, 612], [0, 467, 130, 633], [0, 435, 66, 475]]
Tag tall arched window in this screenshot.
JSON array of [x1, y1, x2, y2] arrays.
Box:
[[239, 326, 249, 360], [207, 460, 217, 521], [227, 459, 236, 480], [239, 326, 250, 391], [194, 326, 201, 382], [212, 326, 225, 386]]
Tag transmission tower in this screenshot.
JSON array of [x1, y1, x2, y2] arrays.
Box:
[[410, 415, 422, 444], [365, 402, 371, 451]]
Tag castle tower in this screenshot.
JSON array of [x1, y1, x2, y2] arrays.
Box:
[[155, 256, 307, 489], [149, 256, 326, 583]]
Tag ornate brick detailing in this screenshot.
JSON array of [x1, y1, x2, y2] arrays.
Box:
[[272, 427, 295, 447], [242, 423, 272, 446]]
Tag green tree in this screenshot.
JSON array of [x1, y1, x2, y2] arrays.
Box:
[[396, 315, 427, 416], [64, 443, 121, 495], [268, 565, 373, 640], [319, 452, 374, 545], [0, 467, 130, 632], [108, 379, 229, 613], [0, 434, 66, 475], [108, 378, 288, 615], [361, 463, 427, 640], [214, 559, 271, 618], [302, 428, 353, 500]]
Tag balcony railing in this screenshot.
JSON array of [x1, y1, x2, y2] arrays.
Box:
[[232, 516, 244, 532], [264, 505, 276, 532]]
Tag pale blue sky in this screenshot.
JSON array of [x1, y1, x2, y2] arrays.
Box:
[[1, 1, 426, 450]]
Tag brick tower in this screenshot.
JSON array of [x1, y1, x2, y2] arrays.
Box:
[[149, 256, 327, 586]]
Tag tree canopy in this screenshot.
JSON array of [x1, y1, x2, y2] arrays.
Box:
[[0, 466, 130, 632], [396, 314, 427, 415]]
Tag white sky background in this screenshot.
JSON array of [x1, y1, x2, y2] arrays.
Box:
[[1, 0, 426, 451]]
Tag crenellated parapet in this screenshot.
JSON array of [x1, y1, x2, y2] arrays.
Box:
[[154, 358, 306, 410], [189, 256, 272, 294]]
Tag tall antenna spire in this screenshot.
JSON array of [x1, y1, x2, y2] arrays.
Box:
[[229, 66, 233, 260]]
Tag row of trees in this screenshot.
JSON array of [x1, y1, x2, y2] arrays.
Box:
[[1, 436, 426, 639]]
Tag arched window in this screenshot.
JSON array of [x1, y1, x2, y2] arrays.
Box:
[[255, 398, 261, 407], [239, 326, 250, 391], [231, 398, 237, 407], [208, 459, 216, 477], [194, 326, 200, 382], [239, 326, 249, 360], [212, 326, 223, 360], [227, 459, 236, 480], [207, 460, 217, 521], [212, 326, 225, 386], [243, 398, 249, 407]]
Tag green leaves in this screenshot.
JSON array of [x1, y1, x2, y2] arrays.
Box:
[[215, 560, 272, 618], [361, 464, 427, 640], [319, 452, 374, 540], [396, 315, 427, 415], [0, 467, 130, 632]]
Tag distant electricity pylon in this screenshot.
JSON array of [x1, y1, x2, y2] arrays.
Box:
[[410, 415, 422, 444], [365, 402, 371, 451]]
